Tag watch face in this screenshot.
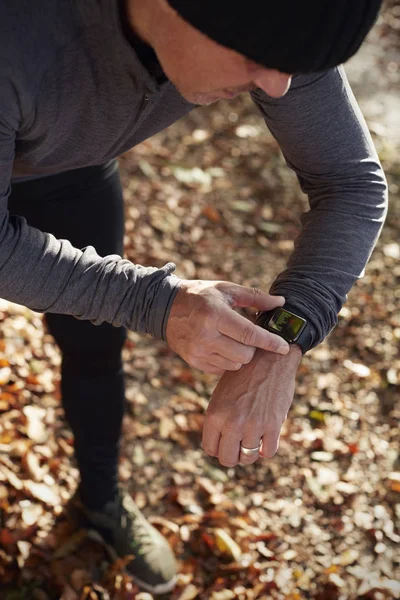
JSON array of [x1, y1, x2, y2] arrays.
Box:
[[267, 309, 306, 342]]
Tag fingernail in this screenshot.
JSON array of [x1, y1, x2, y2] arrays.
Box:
[[278, 344, 290, 355]]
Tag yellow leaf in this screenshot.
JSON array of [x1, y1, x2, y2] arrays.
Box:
[[214, 528, 241, 561], [309, 410, 326, 423]]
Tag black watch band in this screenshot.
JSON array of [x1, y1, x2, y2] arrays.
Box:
[[255, 303, 316, 355]]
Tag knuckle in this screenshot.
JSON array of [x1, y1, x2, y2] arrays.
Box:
[[227, 362, 242, 371], [262, 448, 277, 459], [214, 281, 231, 297], [240, 456, 258, 465], [261, 439, 279, 459], [269, 338, 282, 352], [222, 420, 244, 437], [263, 336, 282, 353], [251, 286, 263, 297], [205, 414, 222, 429], [241, 327, 257, 346], [243, 348, 255, 364], [220, 461, 237, 468], [247, 417, 262, 430], [202, 444, 216, 457]]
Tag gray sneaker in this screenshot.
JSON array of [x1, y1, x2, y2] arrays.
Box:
[[68, 491, 178, 595]]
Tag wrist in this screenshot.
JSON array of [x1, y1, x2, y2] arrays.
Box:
[[254, 343, 302, 365]]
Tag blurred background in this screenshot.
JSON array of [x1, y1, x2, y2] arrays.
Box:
[[0, 2, 399, 599]]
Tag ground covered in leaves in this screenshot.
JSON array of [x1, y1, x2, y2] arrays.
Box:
[[1, 5, 399, 600]]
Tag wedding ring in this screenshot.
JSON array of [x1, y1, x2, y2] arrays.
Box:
[[240, 444, 261, 456]]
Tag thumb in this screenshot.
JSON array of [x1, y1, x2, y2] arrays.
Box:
[[223, 283, 285, 311]]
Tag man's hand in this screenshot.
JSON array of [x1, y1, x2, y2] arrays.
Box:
[[202, 345, 302, 467], [166, 280, 289, 374]]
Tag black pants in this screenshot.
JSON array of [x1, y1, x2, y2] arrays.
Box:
[[9, 161, 126, 508]]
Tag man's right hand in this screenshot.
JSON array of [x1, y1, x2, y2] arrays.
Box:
[[165, 280, 290, 374]]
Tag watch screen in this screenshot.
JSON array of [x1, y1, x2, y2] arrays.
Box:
[[268, 309, 306, 342]]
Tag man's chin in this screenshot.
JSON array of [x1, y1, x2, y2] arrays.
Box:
[[183, 89, 245, 105], [180, 90, 223, 106], [185, 93, 221, 106]]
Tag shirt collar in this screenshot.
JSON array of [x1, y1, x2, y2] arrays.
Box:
[[117, 0, 168, 85]]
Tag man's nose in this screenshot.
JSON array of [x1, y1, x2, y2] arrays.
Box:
[[253, 70, 292, 98]]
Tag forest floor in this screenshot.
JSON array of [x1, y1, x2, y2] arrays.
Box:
[[0, 3, 399, 600]]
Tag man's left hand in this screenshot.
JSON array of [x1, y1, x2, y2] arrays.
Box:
[[202, 345, 302, 467]]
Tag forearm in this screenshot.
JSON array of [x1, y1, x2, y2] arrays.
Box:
[[251, 67, 388, 348], [269, 169, 387, 346], [0, 210, 181, 340], [0, 92, 181, 341]]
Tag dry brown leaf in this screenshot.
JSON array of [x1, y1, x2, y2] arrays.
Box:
[[24, 450, 46, 481], [176, 583, 200, 600], [0, 528, 14, 547], [2, 464, 23, 490], [214, 528, 242, 561], [202, 205, 221, 222], [21, 502, 43, 526], [25, 480, 60, 506], [0, 366, 12, 385], [23, 405, 48, 443], [149, 515, 180, 534]]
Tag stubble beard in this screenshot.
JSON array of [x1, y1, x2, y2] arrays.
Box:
[[184, 83, 258, 106]]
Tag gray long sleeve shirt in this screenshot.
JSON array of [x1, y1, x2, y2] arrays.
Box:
[[0, 0, 388, 348]]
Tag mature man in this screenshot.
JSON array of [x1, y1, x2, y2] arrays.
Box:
[[0, 0, 387, 593]]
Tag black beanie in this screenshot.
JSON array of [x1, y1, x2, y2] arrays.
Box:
[[166, 0, 382, 74]]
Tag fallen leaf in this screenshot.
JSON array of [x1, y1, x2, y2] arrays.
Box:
[[23, 405, 48, 443], [25, 480, 60, 506], [0, 367, 12, 385], [338, 549, 359, 566], [214, 528, 242, 561], [21, 502, 43, 526], [202, 205, 221, 222], [343, 360, 370, 378], [24, 450, 46, 481], [176, 584, 199, 600], [311, 452, 334, 462]]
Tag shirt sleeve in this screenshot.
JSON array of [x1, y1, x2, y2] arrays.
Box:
[[250, 66, 388, 350], [0, 85, 181, 341]]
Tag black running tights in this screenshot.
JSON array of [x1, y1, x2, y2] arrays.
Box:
[[9, 161, 126, 509]]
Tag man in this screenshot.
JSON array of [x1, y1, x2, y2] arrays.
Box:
[[0, 0, 387, 594]]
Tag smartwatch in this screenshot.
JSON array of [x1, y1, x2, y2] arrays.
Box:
[[256, 305, 315, 355]]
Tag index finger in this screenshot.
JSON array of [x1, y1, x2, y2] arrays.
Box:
[[217, 306, 289, 355]]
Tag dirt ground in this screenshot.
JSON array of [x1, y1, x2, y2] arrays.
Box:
[[0, 4, 399, 600]]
